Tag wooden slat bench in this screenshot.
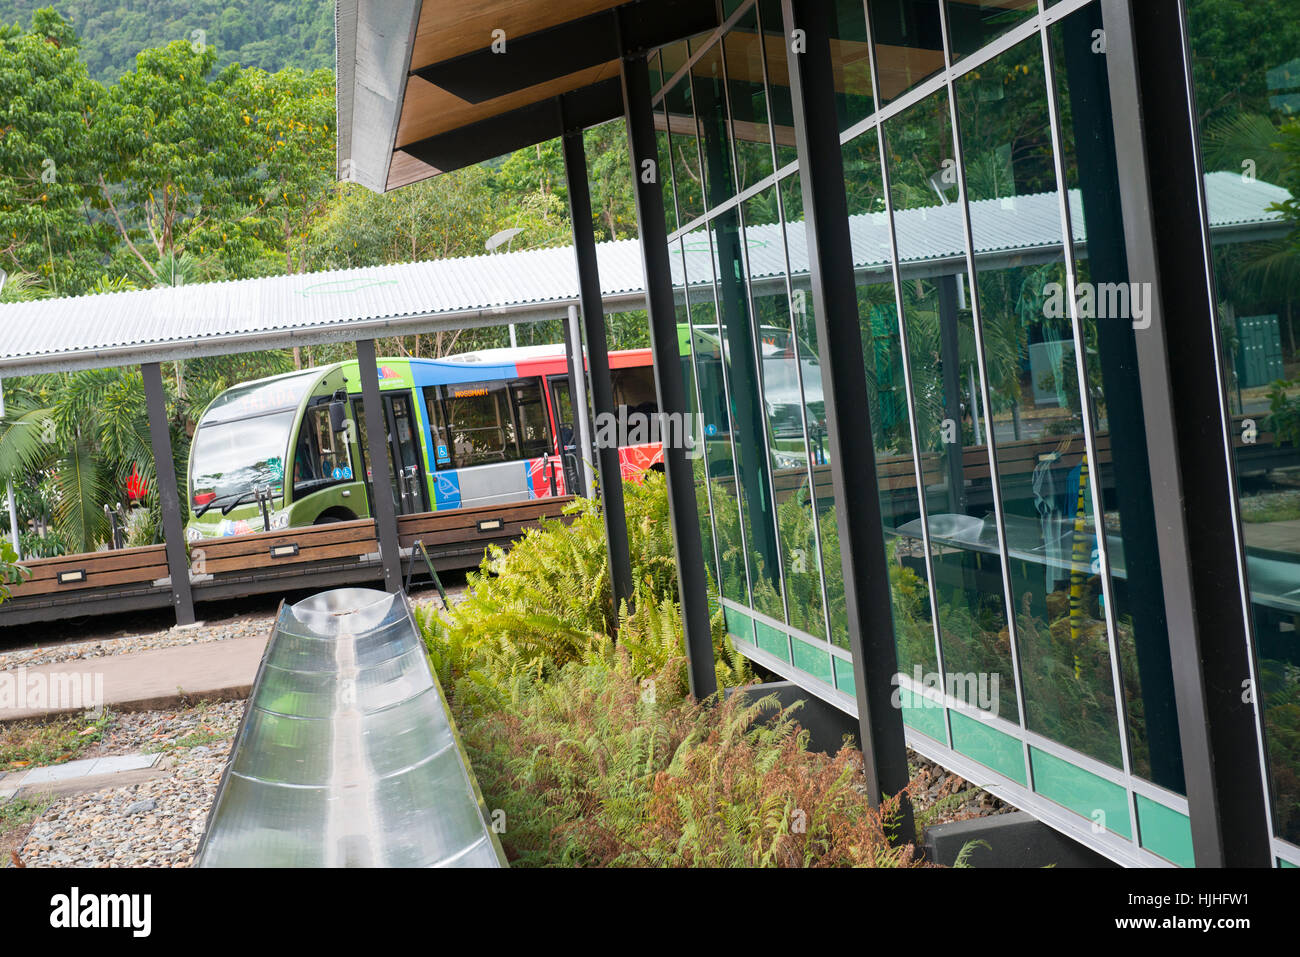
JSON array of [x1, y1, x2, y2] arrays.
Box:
[[397, 497, 574, 551], [8, 544, 170, 599], [192, 518, 379, 577]]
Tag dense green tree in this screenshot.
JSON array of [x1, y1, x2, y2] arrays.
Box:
[[0, 9, 106, 293]]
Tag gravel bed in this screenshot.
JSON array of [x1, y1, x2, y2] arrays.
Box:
[[909, 751, 1013, 824], [0, 616, 276, 671], [15, 700, 245, 868]]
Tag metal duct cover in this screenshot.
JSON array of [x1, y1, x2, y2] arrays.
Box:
[[195, 588, 505, 867]]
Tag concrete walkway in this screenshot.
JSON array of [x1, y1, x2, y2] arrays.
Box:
[[0, 636, 267, 723]]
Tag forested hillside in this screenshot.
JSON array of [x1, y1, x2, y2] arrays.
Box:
[[0, 0, 333, 80]]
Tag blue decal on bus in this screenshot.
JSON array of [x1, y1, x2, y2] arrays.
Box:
[[434, 471, 461, 509]]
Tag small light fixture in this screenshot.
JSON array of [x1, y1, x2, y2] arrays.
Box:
[[57, 569, 87, 584], [269, 543, 299, 559], [476, 518, 503, 533]]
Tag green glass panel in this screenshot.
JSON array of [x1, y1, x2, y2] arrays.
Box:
[[834, 656, 856, 696], [724, 605, 754, 644], [1280, 858, 1297, 869], [899, 686, 946, 742], [754, 620, 790, 662], [1030, 746, 1131, 839], [951, 711, 1026, 785], [791, 636, 833, 685], [1135, 794, 1194, 868]]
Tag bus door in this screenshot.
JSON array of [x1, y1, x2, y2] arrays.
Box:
[[547, 374, 582, 495], [351, 392, 430, 516]]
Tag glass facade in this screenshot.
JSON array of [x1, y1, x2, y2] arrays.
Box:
[[650, 0, 1291, 867], [647, 0, 1300, 868]]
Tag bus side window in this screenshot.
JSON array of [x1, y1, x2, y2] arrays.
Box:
[[442, 381, 513, 466], [612, 366, 659, 417], [509, 378, 553, 459]]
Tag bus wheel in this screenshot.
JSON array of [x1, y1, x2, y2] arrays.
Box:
[[314, 509, 355, 525]]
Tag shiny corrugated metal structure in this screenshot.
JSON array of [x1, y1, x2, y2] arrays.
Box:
[[195, 588, 505, 868]]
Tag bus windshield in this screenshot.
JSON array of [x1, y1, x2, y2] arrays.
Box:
[[190, 411, 293, 507]]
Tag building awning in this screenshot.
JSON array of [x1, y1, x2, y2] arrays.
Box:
[[336, 0, 719, 194]]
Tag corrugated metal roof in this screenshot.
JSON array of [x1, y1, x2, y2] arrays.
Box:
[[0, 172, 1284, 376]]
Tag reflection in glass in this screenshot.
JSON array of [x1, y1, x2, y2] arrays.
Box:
[[944, 0, 1037, 61], [712, 207, 784, 622], [744, 186, 830, 640], [723, 5, 775, 191], [1050, 5, 1184, 791], [692, 39, 738, 210], [842, 131, 941, 676], [663, 75, 705, 226], [884, 88, 1017, 721], [759, 0, 800, 169], [959, 34, 1127, 765], [870, 0, 946, 106]]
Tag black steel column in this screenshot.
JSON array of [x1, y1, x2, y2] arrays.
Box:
[[619, 45, 717, 700], [561, 123, 635, 617], [356, 339, 403, 593], [142, 362, 195, 626], [1101, 0, 1271, 866], [782, 0, 913, 835]]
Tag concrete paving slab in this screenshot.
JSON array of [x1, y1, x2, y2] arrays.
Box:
[[0, 787, 16, 801], [0, 635, 268, 722], [86, 754, 158, 775]]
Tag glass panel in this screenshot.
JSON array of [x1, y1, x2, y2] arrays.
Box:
[[1052, 5, 1184, 791], [870, 0, 947, 107], [781, 172, 853, 648], [692, 40, 739, 209], [723, 5, 776, 191], [713, 206, 784, 621], [884, 88, 1017, 723], [842, 131, 940, 675], [759, 0, 800, 169], [944, 0, 1038, 61], [438, 381, 518, 468], [293, 406, 353, 499], [1185, 0, 1300, 840], [674, 238, 720, 592], [656, 101, 679, 235], [744, 185, 829, 640], [960, 34, 1121, 768], [828, 0, 875, 131], [1030, 746, 1132, 839], [509, 379, 552, 459], [191, 411, 292, 505], [684, 225, 749, 606], [663, 75, 706, 226]]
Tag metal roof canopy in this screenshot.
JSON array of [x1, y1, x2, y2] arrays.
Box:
[[337, 0, 720, 192], [0, 171, 1282, 378], [0, 241, 648, 378]]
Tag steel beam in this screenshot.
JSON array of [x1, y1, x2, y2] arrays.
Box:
[[562, 123, 635, 617], [619, 45, 717, 700], [781, 0, 913, 837], [142, 362, 195, 626], [1100, 0, 1272, 866], [356, 339, 404, 594]]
